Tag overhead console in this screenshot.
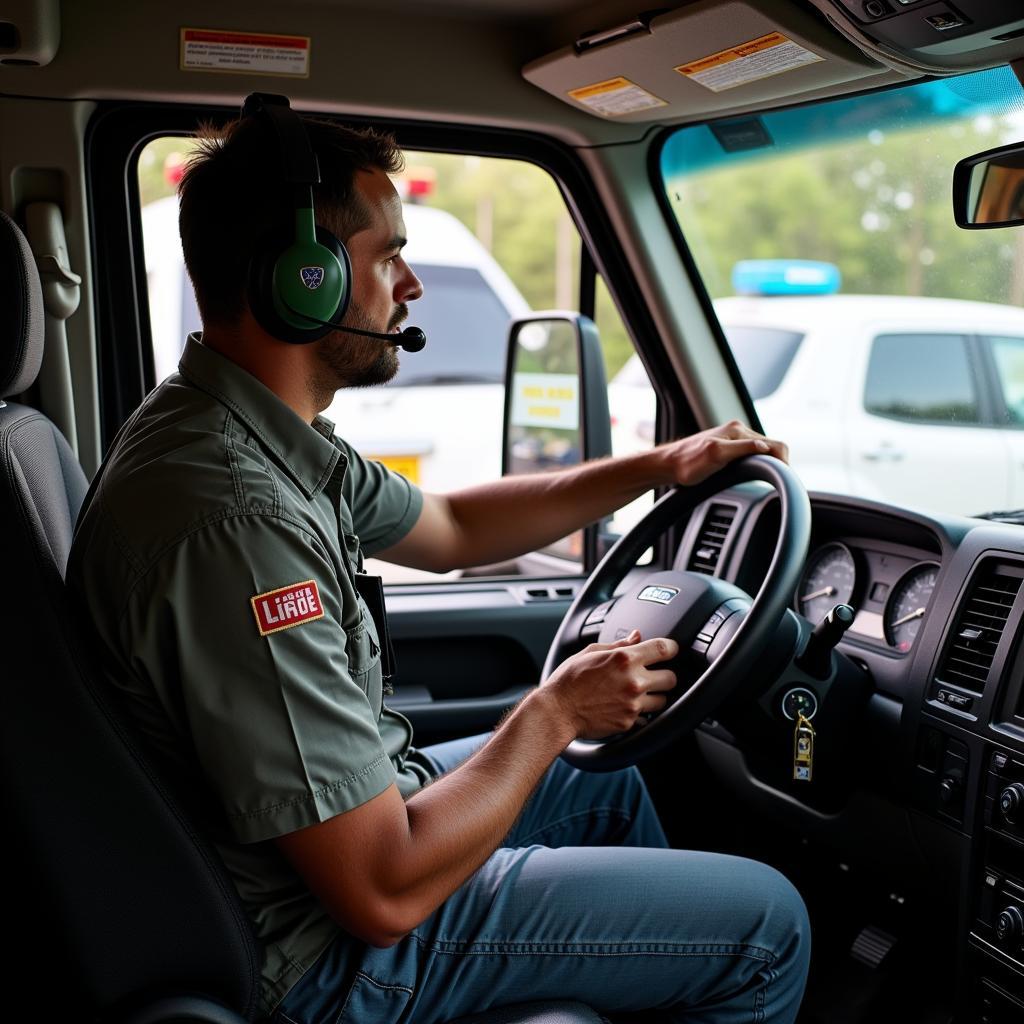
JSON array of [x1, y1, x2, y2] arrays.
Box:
[[807, 0, 1024, 73], [522, 0, 895, 124]]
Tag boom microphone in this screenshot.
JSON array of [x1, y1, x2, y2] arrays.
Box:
[[343, 323, 427, 352], [281, 295, 427, 352]]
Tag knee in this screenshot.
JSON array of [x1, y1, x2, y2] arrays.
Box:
[[752, 863, 812, 976]]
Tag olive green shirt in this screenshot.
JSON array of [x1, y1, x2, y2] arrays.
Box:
[[68, 336, 427, 1012]]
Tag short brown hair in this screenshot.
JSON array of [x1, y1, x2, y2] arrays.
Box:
[[178, 114, 403, 325]]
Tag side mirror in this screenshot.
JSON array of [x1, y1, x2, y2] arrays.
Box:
[[953, 141, 1024, 229], [502, 313, 611, 478]]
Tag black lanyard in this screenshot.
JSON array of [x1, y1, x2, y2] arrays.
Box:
[[352, 571, 397, 689]]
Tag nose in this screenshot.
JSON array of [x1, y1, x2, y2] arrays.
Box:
[[397, 260, 423, 304]]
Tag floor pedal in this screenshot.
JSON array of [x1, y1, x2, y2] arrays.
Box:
[[849, 925, 897, 969]]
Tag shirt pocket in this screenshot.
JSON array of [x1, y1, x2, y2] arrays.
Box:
[[346, 595, 383, 714]]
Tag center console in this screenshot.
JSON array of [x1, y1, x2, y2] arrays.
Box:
[[965, 751, 1024, 1021], [906, 534, 1024, 1022]]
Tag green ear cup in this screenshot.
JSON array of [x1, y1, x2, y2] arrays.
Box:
[[271, 205, 347, 328]]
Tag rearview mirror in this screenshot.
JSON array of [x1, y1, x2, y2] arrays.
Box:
[[953, 141, 1024, 229]]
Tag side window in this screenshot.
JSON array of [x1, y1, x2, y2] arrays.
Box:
[[987, 335, 1024, 425], [136, 139, 656, 583], [863, 334, 979, 424]]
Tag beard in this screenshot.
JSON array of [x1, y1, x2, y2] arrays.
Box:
[[315, 300, 407, 394]]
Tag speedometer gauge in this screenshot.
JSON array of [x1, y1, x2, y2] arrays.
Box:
[[885, 563, 939, 652], [797, 542, 857, 624]]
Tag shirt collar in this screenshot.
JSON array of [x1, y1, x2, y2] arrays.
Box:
[[178, 334, 343, 499]]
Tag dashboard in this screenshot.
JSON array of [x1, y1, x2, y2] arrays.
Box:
[[795, 540, 939, 655], [675, 482, 1024, 1016]]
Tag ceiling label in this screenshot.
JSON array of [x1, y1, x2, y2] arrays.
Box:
[[180, 28, 311, 78], [567, 77, 667, 117], [676, 32, 822, 93]]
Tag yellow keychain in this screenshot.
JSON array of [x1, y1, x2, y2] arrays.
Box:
[[793, 712, 815, 782]]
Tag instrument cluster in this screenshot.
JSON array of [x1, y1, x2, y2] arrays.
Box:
[[795, 540, 940, 654]]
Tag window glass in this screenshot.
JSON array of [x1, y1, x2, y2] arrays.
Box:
[[387, 265, 507, 385], [989, 335, 1024, 424], [659, 64, 1024, 517], [724, 326, 804, 400], [137, 140, 652, 581], [864, 334, 978, 422]]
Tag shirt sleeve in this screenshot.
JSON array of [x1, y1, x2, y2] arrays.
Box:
[[336, 438, 423, 556], [122, 511, 397, 844]]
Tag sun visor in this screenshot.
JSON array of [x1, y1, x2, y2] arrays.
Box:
[[522, 0, 887, 124]]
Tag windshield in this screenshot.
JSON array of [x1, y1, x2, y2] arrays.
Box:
[[661, 65, 1024, 518]]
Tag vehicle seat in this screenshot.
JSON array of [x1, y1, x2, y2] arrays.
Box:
[[0, 210, 602, 1024]]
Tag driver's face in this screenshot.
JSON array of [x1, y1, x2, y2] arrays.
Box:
[[319, 168, 422, 389]]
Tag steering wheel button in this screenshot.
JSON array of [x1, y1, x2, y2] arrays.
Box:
[[700, 609, 735, 638], [583, 599, 615, 626]]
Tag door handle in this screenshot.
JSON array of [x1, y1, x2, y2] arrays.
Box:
[[861, 446, 905, 462]]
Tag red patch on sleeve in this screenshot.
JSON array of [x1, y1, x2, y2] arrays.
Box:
[[251, 579, 324, 636]]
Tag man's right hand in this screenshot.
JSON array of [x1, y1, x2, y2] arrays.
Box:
[[541, 630, 679, 739], [275, 628, 679, 948]]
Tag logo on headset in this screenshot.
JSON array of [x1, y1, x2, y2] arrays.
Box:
[[300, 266, 325, 290]]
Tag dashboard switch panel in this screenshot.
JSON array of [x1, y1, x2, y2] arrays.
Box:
[[985, 753, 1024, 843]]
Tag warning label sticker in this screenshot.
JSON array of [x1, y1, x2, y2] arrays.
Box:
[[675, 32, 822, 93], [180, 28, 311, 78], [568, 77, 667, 117]]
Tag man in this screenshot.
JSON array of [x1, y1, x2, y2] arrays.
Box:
[[69, 108, 809, 1024]]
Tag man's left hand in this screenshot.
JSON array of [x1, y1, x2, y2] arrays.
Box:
[[657, 420, 789, 487]]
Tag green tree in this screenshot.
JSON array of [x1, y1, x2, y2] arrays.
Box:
[[667, 114, 1021, 308]]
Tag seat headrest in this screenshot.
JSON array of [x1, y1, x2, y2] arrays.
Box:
[[0, 211, 44, 399]]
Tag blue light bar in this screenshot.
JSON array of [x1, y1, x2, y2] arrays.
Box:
[[732, 260, 841, 296]]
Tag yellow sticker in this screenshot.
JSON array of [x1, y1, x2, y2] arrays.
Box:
[[675, 32, 822, 93], [568, 77, 667, 117], [374, 454, 421, 484]]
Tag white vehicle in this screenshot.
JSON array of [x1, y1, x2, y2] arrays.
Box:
[[141, 197, 530, 491], [141, 194, 202, 382], [613, 261, 1024, 518], [720, 290, 1024, 517], [323, 204, 530, 490]]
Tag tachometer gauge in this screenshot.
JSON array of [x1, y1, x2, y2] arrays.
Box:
[[797, 542, 857, 624], [885, 562, 939, 652]]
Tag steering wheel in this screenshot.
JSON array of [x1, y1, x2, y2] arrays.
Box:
[[542, 455, 811, 772]]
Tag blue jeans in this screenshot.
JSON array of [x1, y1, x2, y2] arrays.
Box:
[[274, 735, 810, 1024]]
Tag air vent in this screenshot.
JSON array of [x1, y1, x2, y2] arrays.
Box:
[[687, 502, 737, 575], [935, 564, 1022, 695]]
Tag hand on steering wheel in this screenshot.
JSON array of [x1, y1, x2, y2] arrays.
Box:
[[541, 455, 810, 772]]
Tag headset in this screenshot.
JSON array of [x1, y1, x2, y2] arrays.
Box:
[[241, 92, 425, 352]]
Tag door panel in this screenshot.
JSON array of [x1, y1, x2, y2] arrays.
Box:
[[384, 578, 580, 744]]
